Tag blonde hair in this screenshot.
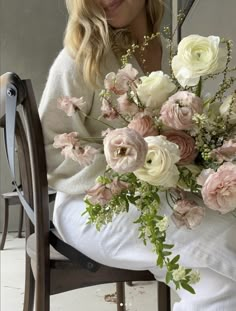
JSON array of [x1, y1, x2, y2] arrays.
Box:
[[64, 0, 164, 87]]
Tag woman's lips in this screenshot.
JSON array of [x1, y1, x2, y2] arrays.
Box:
[[104, 0, 123, 13]]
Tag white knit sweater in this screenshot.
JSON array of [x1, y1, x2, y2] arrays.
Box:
[[39, 45, 169, 195]]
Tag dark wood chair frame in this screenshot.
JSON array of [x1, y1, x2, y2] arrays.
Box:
[[0, 190, 56, 250], [0, 72, 171, 311], [0, 192, 24, 250]]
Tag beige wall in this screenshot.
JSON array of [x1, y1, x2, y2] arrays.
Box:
[[0, 0, 67, 231]]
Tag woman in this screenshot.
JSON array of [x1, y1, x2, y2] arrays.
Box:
[[39, 0, 236, 310]]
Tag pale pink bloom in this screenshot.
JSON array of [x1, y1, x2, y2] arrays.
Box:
[[160, 91, 203, 130], [196, 168, 215, 186], [103, 127, 148, 173], [104, 72, 116, 92], [210, 139, 236, 163], [163, 130, 198, 164], [62, 145, 99, 167], [57, 96, 86, 116], [104, 64, 138, 95], [171, 199, 205, 229], [200, 162, 236, 214], [101, 98, 119, 120], [86, 183, 113, 206], [53, 132, 79, 149], [117, 93, 139, 115], [53, 132, 98, 167], [109, 178, 130, 195], [128, 115, 158, 137]]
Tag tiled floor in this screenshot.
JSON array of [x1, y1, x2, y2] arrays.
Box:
[[1, 233, 180, 311]]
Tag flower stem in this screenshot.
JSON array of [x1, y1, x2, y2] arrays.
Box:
[[80, 110, 116, 129]]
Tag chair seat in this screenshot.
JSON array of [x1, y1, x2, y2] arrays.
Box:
[[1, 189, 56, 199], [1, 192, 21, 206], [27, 231, 69, 262], [1, 192, 19, 198]]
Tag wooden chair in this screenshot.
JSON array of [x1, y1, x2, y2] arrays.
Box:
[[0, 72, 171, 311], [0, 189, 56, 250]]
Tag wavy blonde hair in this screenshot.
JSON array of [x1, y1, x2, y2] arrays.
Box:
[[64, 0, 164, 87]]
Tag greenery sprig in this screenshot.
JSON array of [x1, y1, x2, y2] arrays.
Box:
[[84, 172, 199, 293]]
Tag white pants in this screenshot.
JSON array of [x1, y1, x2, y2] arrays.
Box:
[[172, 268, 236, 311], [54, 192, 236, 311]]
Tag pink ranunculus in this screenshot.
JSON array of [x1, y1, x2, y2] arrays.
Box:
[[109, 178, 130, 195], [57, 96, 86, 116], [210, 139, 236, 163], [86, 183, 113, 206], [117, 93, 139, 115], [104, 64, 138, 95], [101, 98, 119, 120], [163, 130, 198, 164], [128, 115, 158, 137], [53, 132, 79, 149], [160, 91, 203, 130], [171, 199, 205, 229], [200, 162, 236, 214], [103, 127, 148, 173]]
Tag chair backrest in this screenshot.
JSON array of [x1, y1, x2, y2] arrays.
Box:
[[0, 72, 50, 274]]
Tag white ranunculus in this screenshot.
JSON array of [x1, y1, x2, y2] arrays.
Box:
[[137, 71, 176, 110], [134, 135, 180, 188], [219, 95, 236, 124], [172, 35, 227, 87]]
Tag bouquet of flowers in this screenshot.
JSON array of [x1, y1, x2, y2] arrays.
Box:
[[53, 32, 236, 293]]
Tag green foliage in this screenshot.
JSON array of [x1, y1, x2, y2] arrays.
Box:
[[84, 171, 197, 294]]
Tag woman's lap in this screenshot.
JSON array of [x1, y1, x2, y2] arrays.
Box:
[[53, 191, 236, 281]]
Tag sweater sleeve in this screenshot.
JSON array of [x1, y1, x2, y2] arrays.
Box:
[[38, 49, 107, 195]]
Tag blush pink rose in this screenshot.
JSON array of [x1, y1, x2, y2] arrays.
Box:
[[199, 162, 236, 214], [171, 199, 205, 229], [57, 96, 86, 116], [163, 130, 198, 164], [104, 64, 138, 95], [210, 139, 236, 163], [160, 91, 203, 130], [128, 115, 158, 137], [103, 127, 148, 173]]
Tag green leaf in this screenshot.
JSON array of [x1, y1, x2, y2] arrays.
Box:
[[165, 272, 172, 284], [181, 282, 196, 294], [162, 251, 172, 256], [157, 255, 163, 268], [170, 255, 180, 265], [163, 244, 174, 249]]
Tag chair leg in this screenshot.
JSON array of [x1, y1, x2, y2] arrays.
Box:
[[116, 282, 125, 311], [23, 253, 35, 311], [18, 204, 24, 238], [158, 282, 171, 311], [0, 199, 9, 250]]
